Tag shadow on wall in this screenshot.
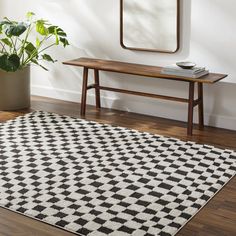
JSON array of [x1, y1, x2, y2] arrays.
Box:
[[178, 0, 192, 58], [45, 0, 193, 109], [4, 0, 197, 116], [32, 0, 119, 91], [1, 0, 191, 68], [49, 0, 193, 61], [0, 1, 4, 15], [207, 82, 236, 128]]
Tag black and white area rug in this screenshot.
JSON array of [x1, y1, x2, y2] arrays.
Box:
[[0, 111, 235, 236]]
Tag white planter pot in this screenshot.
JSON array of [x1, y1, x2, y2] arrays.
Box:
[[0, 66, 30, 111]]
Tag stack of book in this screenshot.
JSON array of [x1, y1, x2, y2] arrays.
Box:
[[161, 65, 209, 78]]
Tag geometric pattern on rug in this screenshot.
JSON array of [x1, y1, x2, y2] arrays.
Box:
[[0, 111, 235, 236]]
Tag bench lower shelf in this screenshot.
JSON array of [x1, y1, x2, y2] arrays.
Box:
[[81, 68, 203, 136]]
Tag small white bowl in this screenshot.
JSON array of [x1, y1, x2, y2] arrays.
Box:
[[176, 62, 196, 69]]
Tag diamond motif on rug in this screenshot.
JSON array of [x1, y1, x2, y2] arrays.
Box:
[[0, 111, 235, 236]]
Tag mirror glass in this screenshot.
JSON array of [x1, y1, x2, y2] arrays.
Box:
[[121, 0, 179, 53]]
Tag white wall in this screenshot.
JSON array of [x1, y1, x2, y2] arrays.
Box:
[[1, 0, 236, 130]]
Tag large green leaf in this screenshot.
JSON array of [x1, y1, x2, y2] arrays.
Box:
[[42, 54, 56, 63], [25, 42, 37, 56], [36, 20, 49, 36], [0, 38, 12, 47], [57, 28, 67, 37], [48, 26, 67, 37], [0, 54, 20, 72], [48, 26, 60, 45], [48, 26, 57, 34], [0, 21, 12, 34], [4, 22, 28, 37], [59, 37, 69, 47], [0, 20, 11, 26]]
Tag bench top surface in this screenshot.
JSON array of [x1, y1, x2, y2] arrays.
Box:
[[63, 57, 228, 84]]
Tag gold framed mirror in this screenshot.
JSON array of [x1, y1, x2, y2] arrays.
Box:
[[120, 0, 180, 53]]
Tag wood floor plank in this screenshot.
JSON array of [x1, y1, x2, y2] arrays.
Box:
[[0, 95, 235, 236]]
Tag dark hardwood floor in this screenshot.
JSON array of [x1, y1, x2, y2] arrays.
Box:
[[0, 96, 235, 236]]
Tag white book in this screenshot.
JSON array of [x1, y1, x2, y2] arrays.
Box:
[[163, 64, 205, 75], [161, 70, 209, 78], [162, 69, 206, 76]]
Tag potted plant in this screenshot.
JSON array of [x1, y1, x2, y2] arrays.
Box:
[[0, 12, 69, 110]]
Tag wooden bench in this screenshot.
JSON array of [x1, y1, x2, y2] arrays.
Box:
[[63, 58, 227, 135]]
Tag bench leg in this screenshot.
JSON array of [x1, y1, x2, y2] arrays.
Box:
[[94, 69, 101, 109], [81, 67, 88, 116], [187, 82, 195, 135], [198, 83, 204, 130]]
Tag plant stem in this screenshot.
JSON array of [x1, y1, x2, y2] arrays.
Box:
[[20, 24, 53, 66], [13, 37, 18, 53], [0, 41, 7, 54], [38, 42, 56, 54], [22, 42, 56, 66], [19, 23, 32, 61], [38, 35, 52, 49], [9, 37, 16, 54], [21, 34, 53, 66]]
